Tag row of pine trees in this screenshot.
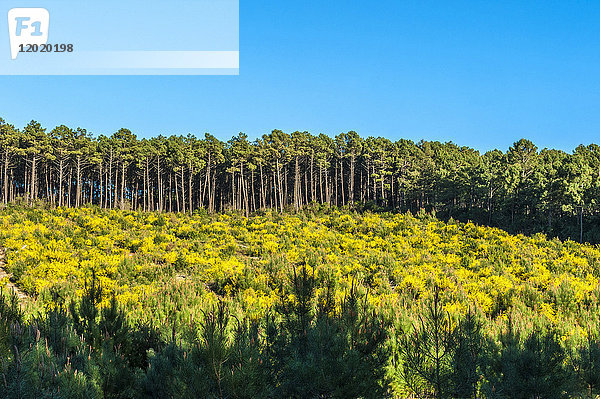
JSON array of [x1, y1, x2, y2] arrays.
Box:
[[1, 117, 599, 241]]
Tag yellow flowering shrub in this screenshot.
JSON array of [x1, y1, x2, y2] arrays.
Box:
[[1, 206, 599, 335]]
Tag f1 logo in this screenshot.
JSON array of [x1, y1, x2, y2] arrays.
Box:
[[7, 8, 49, 59]]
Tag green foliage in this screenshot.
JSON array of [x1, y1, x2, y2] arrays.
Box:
[[268, 265, 389, 398], [397, 288, 485, 399], [485, 322, 573, 399], [571, 332, 600, 399], [70, 273, 102, 348], [5, 205, 600, 397]]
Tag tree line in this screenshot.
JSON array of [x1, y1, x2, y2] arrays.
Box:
[[1, 117, 598, 241]]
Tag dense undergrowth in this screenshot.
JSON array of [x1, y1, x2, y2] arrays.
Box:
[[1, 205, 600, 397]]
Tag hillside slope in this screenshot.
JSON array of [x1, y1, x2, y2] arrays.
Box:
[[1, 206, 598, 330]]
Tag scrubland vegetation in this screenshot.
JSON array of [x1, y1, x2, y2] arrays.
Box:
[[1, 205, 600, 398]]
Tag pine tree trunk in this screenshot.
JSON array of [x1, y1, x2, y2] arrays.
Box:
[[303, 159, 308, 207], [58, 159, 64, 207], [204, 153, 211, 210], [175, 170, 181, 213], [269, 168, 274, 209], [169, 172, 173, 213], [250, 169, 256, 212], [310, 152, 315, 203], [283, 167, 288, 209], [99, 164, 104, 208], [180, 167, 185, 214], [134, 180, 139, 210], [276, 160, 282, 212], [142, 165, 147, 211], [259, 164, 265, 209], [149, 161, 154, 211], [319, 164, 323, 204], [45, 163, 51, 203], [349, 154, 355, 204], [242, 162, 249, 216], [9, 169, 14, 202], [120, 163, 125, 209], [67, 168, 73, 207], [340, 159, 345, 206], [157, 156, 162, 212], [30, 155, 37, 203], [3, 154, 10, 204], [211, 173, 216, 213], [145, 159, 150, 211], [188, 163, 193, 214], [108, 151, 114, 209], [335, 162, 338, 206], [76, 157, 82, 208]]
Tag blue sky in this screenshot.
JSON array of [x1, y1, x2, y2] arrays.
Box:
[[1, 0, 599, 152]]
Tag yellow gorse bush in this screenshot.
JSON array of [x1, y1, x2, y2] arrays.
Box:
[[0, 207, 599, 331]]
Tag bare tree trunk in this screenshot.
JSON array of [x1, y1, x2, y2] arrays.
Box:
[[283, 167, 288, 209], [120, 163, 126, 209], [3, 153, 10, 204], [349, 154, 355, 204], [294, 156, 300, 210], [9, 169, 14, 202], [67, 167, 72, 207], [99, 164, 104, 208], [30, 155, 37, 203], [180, 167, 185, 214], [133, 179, 139, 210], [259, 164, 265, 209], [276, 160, 282, 212], [146, 159, 151, 211], [310, 152, 315, 203], [335, 161, 338, 206], [108, 150, 114, 208], [340, 159, 345, 206], [250, 169, 256, 212], [142, 165, 147, 211], [204, 153, 211, 210], [76, 157, 82, 208], [319, 164, 323, 203], [58, 159, 65, 207], [188, 162, 193, 214], [303, 159, 308, 207], [157, 156, 163, 212], [148, 167, 152, 211], [211, 173, 216, 213], [241, 162, 249, 216], [45, 163, 51, 204], [175, 170, 181, 213], [275, 161, 280, 211], [169, 172, 173, 213], [268, 168, 273, 209]]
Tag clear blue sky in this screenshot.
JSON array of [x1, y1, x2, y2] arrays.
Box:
[[1, 0, 599, 152]]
